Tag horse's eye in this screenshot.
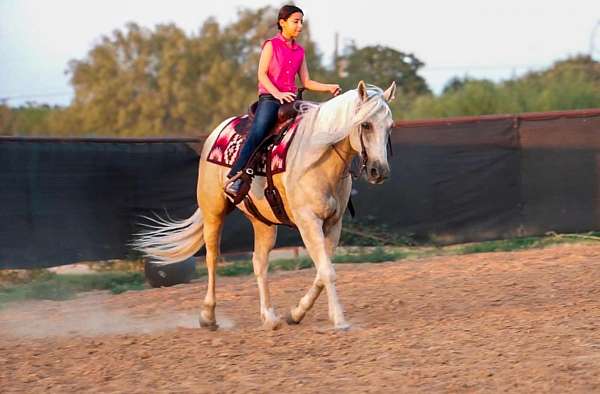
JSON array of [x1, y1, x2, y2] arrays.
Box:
[[361, 122, 371, 130]]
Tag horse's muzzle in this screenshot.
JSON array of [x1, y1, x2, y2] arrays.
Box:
[[366, 161, 390, 184]]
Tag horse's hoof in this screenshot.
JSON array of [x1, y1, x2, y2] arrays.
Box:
[[200, 322, 219, 331], [334, 322, 351, 331], [263, 318, 284, 331], [199, 318, 219, 331], [285, 311, 301, 325]]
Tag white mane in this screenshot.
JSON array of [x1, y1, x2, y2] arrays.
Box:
[[295, 85, 391, 147], [286, 85, 391, 174]]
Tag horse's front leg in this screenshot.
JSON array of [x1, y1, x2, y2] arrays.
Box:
[[287, 218, 341, 325], [250, 219, 283, 330], [289, 213, 349, 330]]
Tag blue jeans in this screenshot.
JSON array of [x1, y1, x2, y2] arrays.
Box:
[[228, 95, 281, 177]]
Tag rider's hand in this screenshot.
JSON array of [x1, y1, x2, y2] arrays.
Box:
[[274, 91, 296, 104], [328, 84, 341, 96]]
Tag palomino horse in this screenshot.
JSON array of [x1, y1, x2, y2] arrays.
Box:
[[135, 80, 396, 330]]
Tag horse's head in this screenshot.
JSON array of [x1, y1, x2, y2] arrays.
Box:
[[348, 80, 396, 184]]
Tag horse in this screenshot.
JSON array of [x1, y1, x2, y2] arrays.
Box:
[[134, 80, 396, 330]]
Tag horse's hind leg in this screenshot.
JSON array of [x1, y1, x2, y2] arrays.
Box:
[[199, 212, 225, 330], [287, 276, 324, 325], [250, 219, 282, 330]]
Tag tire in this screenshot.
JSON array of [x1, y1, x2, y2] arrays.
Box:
[[144, 257, 196, 288]]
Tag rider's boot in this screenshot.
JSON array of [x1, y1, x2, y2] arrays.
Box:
[[224, 178, 243, 197]]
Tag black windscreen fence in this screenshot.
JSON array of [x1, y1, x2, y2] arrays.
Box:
[[1, 109, 599, 269]]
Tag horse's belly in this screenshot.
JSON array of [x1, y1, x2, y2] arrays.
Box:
[[238, 175, 294, 225]]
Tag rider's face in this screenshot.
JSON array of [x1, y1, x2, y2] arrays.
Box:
[[279, 12, 303, 39]]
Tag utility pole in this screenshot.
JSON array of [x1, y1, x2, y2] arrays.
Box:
[[333, 32, 339, 72], [590, 20, 600, 59]]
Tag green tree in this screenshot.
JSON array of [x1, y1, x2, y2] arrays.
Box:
[[340, 45, 430, 96], [67, 22, 192, 136], [0, 103, 55, 135], [0, 103, 15, 135], [404, 55, 600, 119], [64, 6, 326, 137], [338, 44, 429, 118], [408, 79, 501, 119], [512, 56, 600, 112], [442, 76, 475, 94]]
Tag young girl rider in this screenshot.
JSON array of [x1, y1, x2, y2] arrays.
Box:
[[225, 5, 341, 197]]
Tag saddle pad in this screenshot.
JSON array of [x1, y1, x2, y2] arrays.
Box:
[[207, 116, 300, 176]]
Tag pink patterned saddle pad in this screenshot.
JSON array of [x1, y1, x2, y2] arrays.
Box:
[[206, 116, 300, 176]]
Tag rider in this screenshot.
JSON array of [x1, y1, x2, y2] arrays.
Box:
[[225, 4, 341, 197]]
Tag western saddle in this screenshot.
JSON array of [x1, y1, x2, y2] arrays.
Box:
[[227, 89, 311, 227]]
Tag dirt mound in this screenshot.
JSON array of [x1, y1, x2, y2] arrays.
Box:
[[1, 244, 599, 393]]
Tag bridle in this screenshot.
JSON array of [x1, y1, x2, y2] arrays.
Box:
[[332, 123, 393, 180]]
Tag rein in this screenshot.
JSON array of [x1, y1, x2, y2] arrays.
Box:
[[331, 123, 393, 180], [331, 143, 354, 179], [331, 136, 365, 180], [358, 131, 369, 177]]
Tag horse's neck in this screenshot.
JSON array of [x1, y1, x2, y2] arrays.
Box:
[[292, 134, 356, 183], [327, 136, 356, 177]]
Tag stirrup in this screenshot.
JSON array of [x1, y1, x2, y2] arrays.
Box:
[[224, 171, 252, 205]]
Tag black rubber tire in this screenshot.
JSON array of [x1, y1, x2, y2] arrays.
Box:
[[144, 257, 196, 288]]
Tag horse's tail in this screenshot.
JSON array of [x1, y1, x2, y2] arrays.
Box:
[[132, 207, 205, 264]]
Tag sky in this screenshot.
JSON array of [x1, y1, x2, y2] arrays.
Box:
[[1, 0, 599, 107]]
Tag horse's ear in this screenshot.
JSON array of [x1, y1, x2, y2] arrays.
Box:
[[383, 81, 397, 102], [357, 80, 368, 102]]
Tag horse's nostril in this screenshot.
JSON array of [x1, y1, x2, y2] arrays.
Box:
[[370, 168, 378, 178]]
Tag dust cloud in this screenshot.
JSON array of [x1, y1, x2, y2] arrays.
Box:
[[0, 291, 235, 338]]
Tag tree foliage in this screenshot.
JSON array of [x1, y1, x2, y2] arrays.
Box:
[[1, 8, 599, 135], [340, 45, 429, 96], [54, 6, 324, 137], [405, 56, 600, 119], [0, 103, 55, 136]]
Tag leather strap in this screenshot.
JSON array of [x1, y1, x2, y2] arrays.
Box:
[[263, 118, 297, 228], [264, 140, 295, 228], [347, 196, 356, 218], [243, 196, 279, 227], [233, 118, 297, 228]]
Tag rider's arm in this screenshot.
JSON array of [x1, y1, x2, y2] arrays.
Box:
[[299, 58, 340, 95]]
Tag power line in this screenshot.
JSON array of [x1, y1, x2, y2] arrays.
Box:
[[0, 91, 72, 101], [422, 63, 550, 72], [2, 57, 593, 103]]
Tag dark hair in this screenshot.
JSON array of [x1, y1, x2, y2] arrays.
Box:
[[277, 5, 304, 31]]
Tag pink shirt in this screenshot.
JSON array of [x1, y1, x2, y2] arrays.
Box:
[[258, 33, 305, 95]]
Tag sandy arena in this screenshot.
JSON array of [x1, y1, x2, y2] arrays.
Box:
[[1, 244, 599, 393]]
